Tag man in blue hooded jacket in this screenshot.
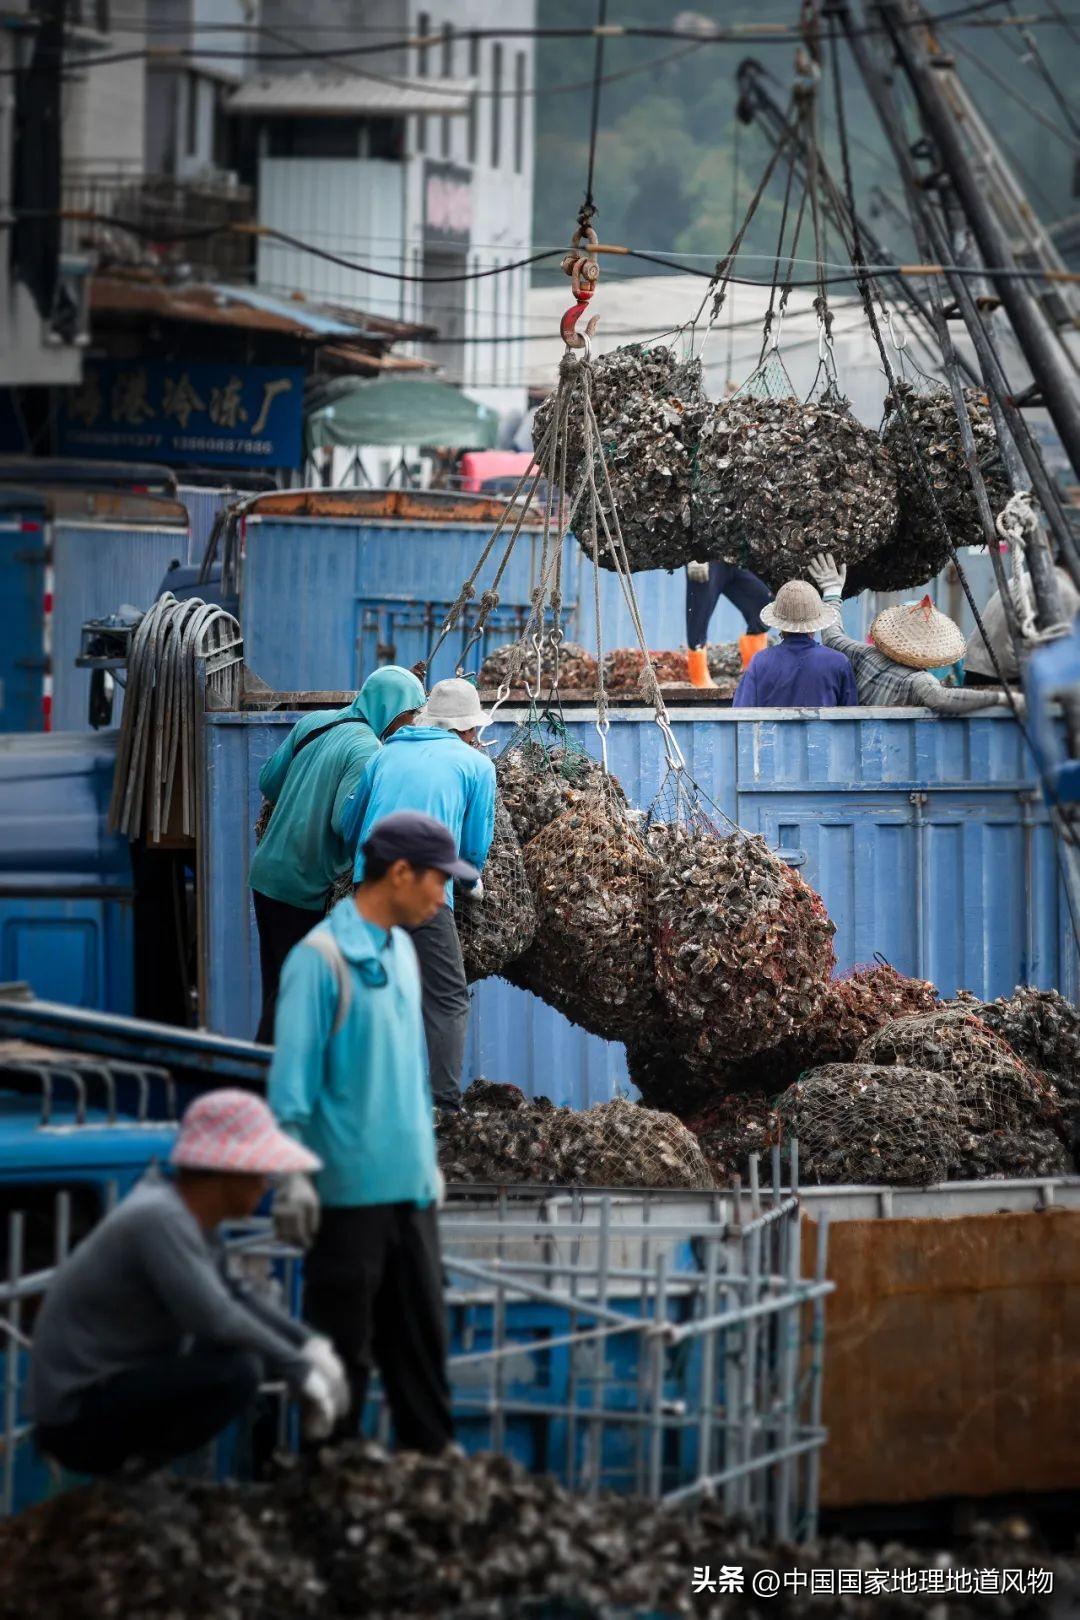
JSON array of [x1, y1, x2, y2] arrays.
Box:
[[269, 810, 477, 1451], [249, 665, 425, 1043], [340, 677, 496, 1109]]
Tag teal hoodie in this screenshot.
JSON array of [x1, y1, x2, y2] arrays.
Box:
[[268, 897, 438, 1208], [341, 725, 496, 905], [249, 666, 425, 911]]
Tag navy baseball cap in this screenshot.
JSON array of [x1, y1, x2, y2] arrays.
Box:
[[361, 810, 480, 883]]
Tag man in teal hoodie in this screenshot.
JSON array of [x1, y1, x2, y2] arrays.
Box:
[[340, 678, 496, 1110], [249, 665, 425, 1043], [268, 810, 478, 1451]]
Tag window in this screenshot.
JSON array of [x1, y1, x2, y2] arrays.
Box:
[[266, 119, 362, 159], [513, 51, 526, 175], [416, 11, 430, 157], [441, 22, 453, 159], [467, 32, 480, 165], [490, 43, 503, 169]]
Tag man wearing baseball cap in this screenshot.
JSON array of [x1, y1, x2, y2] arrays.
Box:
[[268, 809, 477, 1453], [339, 677, 496, 1110], [28, 1090, 349, 1476]]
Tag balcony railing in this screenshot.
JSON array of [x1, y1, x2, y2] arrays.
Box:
[[61, 170, 255, 283]]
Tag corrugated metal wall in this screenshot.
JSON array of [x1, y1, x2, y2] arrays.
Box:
[[200, 709, 1077, 1101], [177, 486, 244, 567], [52, 521, 188, 732]]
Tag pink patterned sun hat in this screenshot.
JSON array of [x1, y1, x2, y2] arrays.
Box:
[[170, 1089, 321, 1176]]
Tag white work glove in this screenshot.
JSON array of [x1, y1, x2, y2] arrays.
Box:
[[435, 1166, 446, 1208], [300, 1365, 337, 1441], [463, 878, 485, 904], [686, 560, 711, 583], [272, 1173, 320, 1250], [301, 1335, 350, 1422], [808, 552, 847, 600]]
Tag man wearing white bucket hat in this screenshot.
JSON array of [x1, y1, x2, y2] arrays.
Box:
[[340, 678, 496, 1109], [809, 554, 1013, 712], [732, 579, 859, 708], [28, 1090, 349, 1476]]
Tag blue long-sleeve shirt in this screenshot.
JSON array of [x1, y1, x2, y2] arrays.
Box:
[[268, 898, 438, 1208], [341, 726, 497, 905], [732, 633, 859, 709]]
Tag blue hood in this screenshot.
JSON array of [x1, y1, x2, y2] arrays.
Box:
[[353, 666, 426, 741]]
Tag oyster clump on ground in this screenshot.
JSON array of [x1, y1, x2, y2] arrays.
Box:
[[690, 393, 898, 591], [478, 639, 598, 696]]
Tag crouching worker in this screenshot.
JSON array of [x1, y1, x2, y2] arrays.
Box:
[[28, 1091, 349, 1476], [269, 810, 478, 1453]]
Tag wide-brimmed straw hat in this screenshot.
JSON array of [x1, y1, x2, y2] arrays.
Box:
[[759, 580, 839, 635], [170, 1089, 321, 1176], [870, 596, 967, 670]]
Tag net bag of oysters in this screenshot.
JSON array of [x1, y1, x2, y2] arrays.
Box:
[[965, 986, 1080, 1159], [846, 382, 1010, 595], [689, 367, 898, 593], [454, 793, 536, 983], [552, 1096, 714, 1190], [494, 707, 623, 848], [532, 344, 707, 572], [774, 1063, 964, 1185], [649, 770, 836, 1062], [507, 773, 658, 1042], [858, 1007, 1068, 1178]]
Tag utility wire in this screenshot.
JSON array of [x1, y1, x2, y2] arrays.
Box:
[[1000, 0, 1080, 142], [943, 31, 1079, 149]]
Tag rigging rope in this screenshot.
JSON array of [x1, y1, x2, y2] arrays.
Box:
[[581, 0, 609, 224]]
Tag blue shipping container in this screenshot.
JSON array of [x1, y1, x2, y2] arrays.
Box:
[[0, 732, 134, 1011], [199, 707, 1078, 1104]]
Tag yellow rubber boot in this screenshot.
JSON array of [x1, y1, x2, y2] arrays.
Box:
[[739, 632, 768, 669], [687, 647, 716, 688]]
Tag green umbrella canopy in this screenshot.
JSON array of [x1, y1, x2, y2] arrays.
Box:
[[304, 376, 500, 453]]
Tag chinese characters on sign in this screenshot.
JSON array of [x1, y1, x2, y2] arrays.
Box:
[[58, 361, 305, 469], [689, 1565, 1054, 1598]]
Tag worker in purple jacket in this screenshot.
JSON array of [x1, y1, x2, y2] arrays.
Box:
[[732, 579, 858, 709]]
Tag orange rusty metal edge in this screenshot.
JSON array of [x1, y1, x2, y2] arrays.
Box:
[[16, 486, 189, 527], [240, 488, 545, 527], [803, 1208, 1080, 1507]]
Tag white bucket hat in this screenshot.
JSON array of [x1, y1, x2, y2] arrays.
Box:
[[759, 580, 839, 635], [871, 596, 966, 670], [416, 676, 490, 731]]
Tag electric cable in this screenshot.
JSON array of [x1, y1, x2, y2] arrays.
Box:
[[1000, 0, 1080, 144]]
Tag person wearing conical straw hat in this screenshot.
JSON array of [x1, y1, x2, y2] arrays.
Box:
[[731, 579, 858, 708], [809, 554, 1013, 713]]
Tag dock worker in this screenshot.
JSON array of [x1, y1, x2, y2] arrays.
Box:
[[808, 554, 1013, 712], [339, 678, 496, 1111], [686, 559, 773, 687], [731, 579, 858, 708], [269, 810, 474, 1452], [964, 564, 1080, 688], [28, 1090, 348, 1477], [249, 664, 425, 1043]]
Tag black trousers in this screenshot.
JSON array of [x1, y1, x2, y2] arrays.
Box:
[[253, 887, 321, 1044], [303, 1203, 453, 1455], [35, 1345, 261, 1476], [408, 904, 470, 1110], [686, 561, 772, 646]]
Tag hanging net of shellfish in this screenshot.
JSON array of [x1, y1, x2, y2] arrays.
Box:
[[453, 792, 537, 984], [774, 1063, 965, 1186]]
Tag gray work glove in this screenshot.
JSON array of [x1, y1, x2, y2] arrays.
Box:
[[273, 1173, 320, 1250], [301, 1335, 350, 1422], [686, 560, 710, 583], [808, 552, 847, 600], [300, 1365, 337, 1441]]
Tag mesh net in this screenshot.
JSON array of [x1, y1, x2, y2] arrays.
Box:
[[454, 794, 537, 984], [706, 641, 743, 681], [532, 345, 707, 572], [774, 1063, 964, 1186], [437, 1082, 715, 1189], [478, 640, 598, 696], [847, 384, 1011, 595], [651, 814, 836, 1061], [857, 1008, 1067, 1178], [624, 1022, 717, 1119], [690, 394, 898, 591], [494, 712, 622, 849], [681, 1090, 777, 1185], [952, 986, 1080, 1163], [509, 782, 658, 1043]]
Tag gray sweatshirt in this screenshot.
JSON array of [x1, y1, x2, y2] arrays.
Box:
[[821, 622, 1006, 714], [28, 1177, 309, 1426]]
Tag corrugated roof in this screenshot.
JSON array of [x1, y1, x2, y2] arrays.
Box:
[[227, 71, 475, 118]]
